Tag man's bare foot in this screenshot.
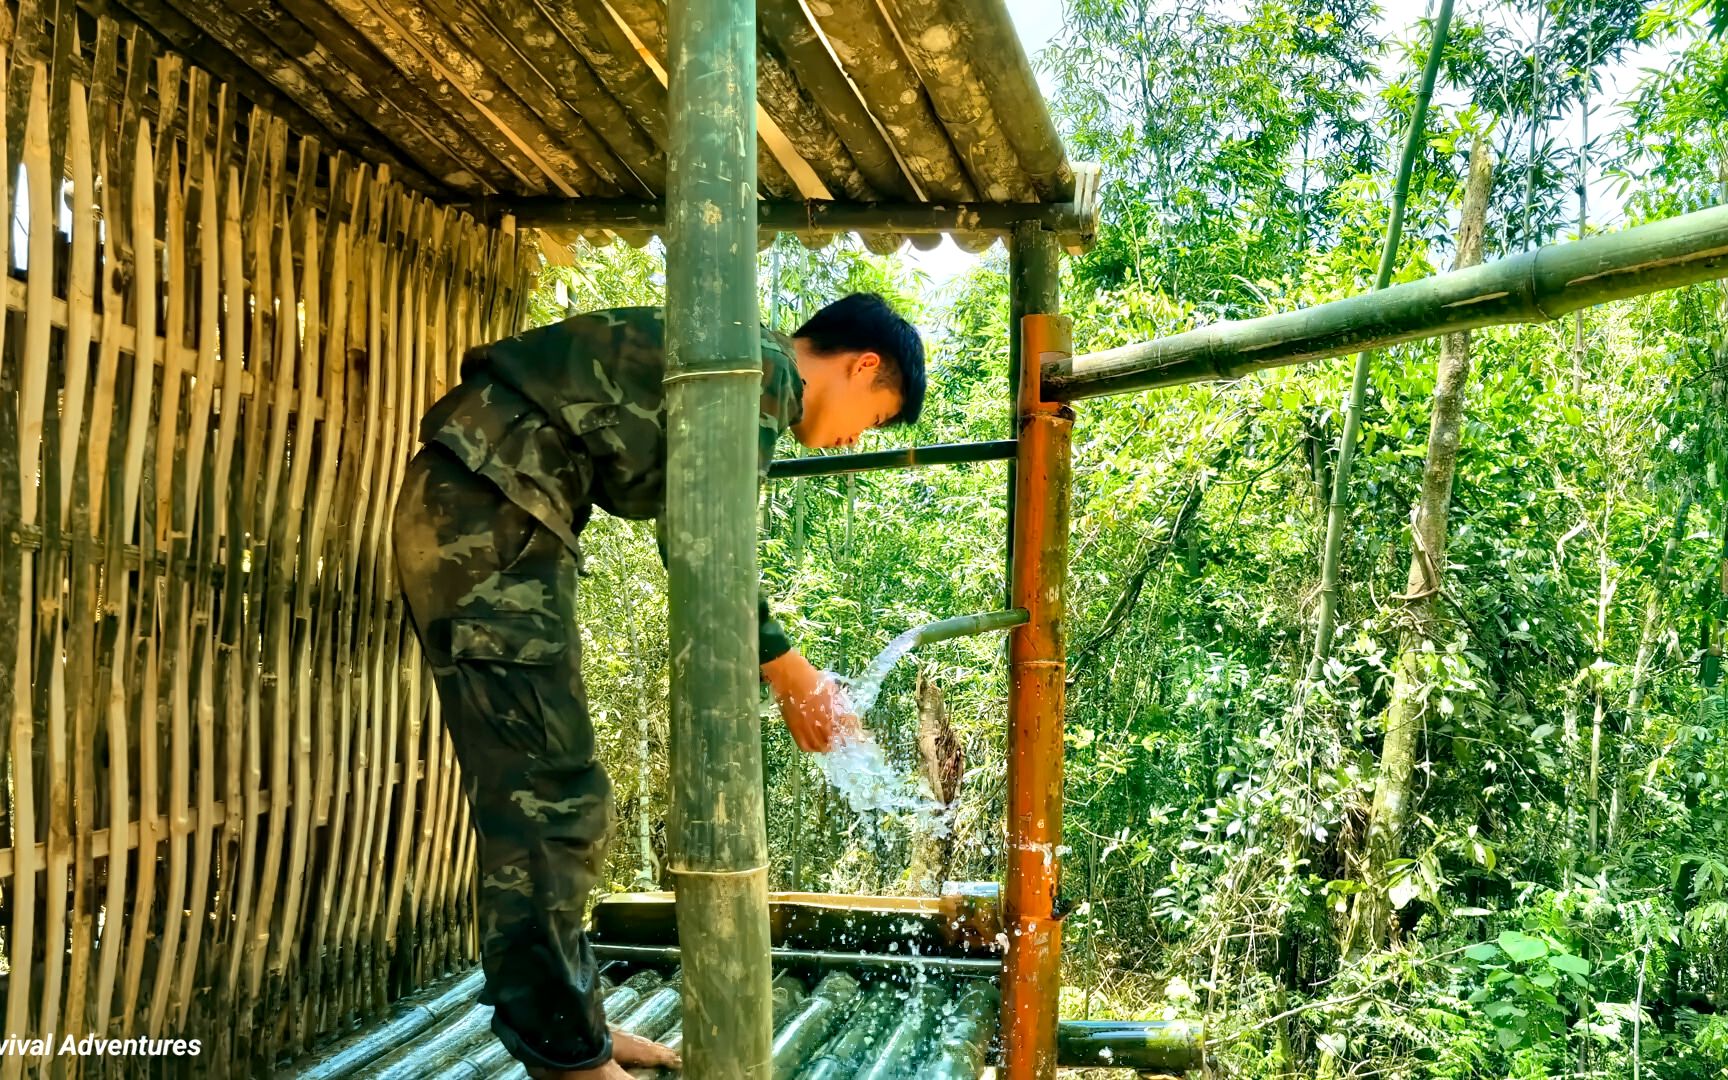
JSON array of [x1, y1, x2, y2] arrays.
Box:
[[523, 1031, 680, 1079], [611, 1030, 681, 1069]]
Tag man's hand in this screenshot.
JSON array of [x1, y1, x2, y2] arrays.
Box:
[[526, 1031, 680, 1079], [761, 649, 861, 752]]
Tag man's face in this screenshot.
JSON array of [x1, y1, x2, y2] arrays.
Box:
[[791, 349, 904, 450]]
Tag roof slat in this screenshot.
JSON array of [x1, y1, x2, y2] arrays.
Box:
[[757, 2, 915, 202], [115, 0, 436, 188], [413, 0, 645, 198], [877, 0, 1038, 203], [259, 0, 524, 191], [468, 0, 665, 195], [309, 0, 563, 194], [945, 0, 1074, 200], [756, 35, 875, 202], [210, 0, 492, 190], [800, 0, 977, 203], [381, 0, 617, 197]]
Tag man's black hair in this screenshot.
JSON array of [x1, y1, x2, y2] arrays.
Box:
[[793, 292, 925, 427]]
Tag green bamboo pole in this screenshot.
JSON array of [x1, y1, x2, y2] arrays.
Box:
[[1055, 1020, 1205, 1072], [1048, 197, 1728, 399], [589, 942, 1004, 977], [1306, 0, 1454, 678], [662, 0, 774, 1073], [767, 439, 1017, 479], [1008, 223, 1063, 607], [502, 196, 1094, 239]]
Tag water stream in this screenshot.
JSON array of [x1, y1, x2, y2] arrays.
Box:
[[812, 665, 951, 840]]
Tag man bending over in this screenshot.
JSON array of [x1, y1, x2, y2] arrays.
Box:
[[392, 293, 925, 1079]]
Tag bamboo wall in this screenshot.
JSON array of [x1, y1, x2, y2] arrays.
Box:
[[0, 6, 534, 1074]]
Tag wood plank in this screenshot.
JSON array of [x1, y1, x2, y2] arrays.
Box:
[[3, 65, 53, 1080], [144, 138, 193, 1040], [61, 63, 103, 1051], [169, 138, 224, 1031], [117, 112, 163, 1041]]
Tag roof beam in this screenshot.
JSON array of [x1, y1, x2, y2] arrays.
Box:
[[1045, 202, 1728, 401], [504, 196, 1095, 239]]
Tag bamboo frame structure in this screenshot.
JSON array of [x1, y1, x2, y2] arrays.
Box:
[[0, 14, 532, 1074], [661, 0, 776, 1074]]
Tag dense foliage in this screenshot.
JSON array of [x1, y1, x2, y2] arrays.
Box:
[[536, 3, 1727, 1075]]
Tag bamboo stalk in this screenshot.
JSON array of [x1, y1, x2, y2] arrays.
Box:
[[663, 0, 775, 1073], [1004, 307, 1072, 1080], [118, 115, 164, 1044], [507, 196, 1093, 239], [1306, 0, 1454, 680], [1055, 1020, 1205, 1072], [767, 439, 1016, 479], [271, 162, 325, 1042], [230, 115, 285, 1046], [171, 135, 223, 1031]]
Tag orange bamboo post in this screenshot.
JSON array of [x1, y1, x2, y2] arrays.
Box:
[[1003, 221, 1071, 1080]]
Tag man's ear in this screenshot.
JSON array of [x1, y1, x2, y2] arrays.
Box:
[[849, 350, 882, 379]]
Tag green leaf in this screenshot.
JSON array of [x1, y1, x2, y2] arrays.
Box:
[[1548, 953, 1592, 975], [1465, 942, 1502, 963], [1497, 930, 1549, 963]]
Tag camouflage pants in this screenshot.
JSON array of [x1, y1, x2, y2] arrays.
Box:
[[393, 444, 614, 1071]]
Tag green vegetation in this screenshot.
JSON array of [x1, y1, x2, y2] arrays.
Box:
[[546, 4, 1728, 1075]]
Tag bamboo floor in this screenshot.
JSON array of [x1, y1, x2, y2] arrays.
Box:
[[287, 960, 999, 1080]]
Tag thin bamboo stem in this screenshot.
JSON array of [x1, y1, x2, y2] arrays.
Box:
[[1307, 0, 1455, 679]]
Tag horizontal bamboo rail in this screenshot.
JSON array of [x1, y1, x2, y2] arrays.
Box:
[[0, 11, 533, 1075], [501, 196, 1097, 239], [767, 439, 1017, 479], [1045, 202, 1728, 400], [589, 943, 1005, 976]]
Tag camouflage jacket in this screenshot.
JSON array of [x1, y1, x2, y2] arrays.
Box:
[[419, 306, 803, 663]]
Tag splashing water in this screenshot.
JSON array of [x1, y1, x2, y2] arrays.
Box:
[[814, 675, 951, 839], [840, 628, 922, 720]]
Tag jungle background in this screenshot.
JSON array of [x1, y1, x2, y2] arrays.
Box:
[[533, 1, 1728, 1075]]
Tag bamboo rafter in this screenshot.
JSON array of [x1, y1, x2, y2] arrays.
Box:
[[0, 10, 533, 1075]]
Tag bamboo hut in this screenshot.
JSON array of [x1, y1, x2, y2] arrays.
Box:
[[0, 0, 1098, 1075], [5, 0, 1727, 1076]]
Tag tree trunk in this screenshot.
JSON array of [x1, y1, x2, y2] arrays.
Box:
[[1342, 135, 1494, 962], [906, 667, 959, 894]]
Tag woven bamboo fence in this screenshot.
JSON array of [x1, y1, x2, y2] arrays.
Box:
[[0, 5, 534, 1074]]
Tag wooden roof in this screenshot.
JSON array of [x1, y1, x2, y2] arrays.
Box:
[[109, 0, 1091, 249]]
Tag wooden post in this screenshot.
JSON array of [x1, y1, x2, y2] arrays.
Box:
[[1004, 224, 1070, 1078], [663, 0, 773, 1075]]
